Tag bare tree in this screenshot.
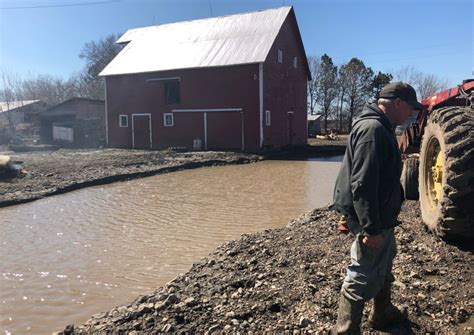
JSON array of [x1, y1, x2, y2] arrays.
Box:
[[335, 66, 348, 132], [0, 71, 25, 132], [0, 33, 122, 116], [339, 58, 374, 131], [21, 74, 77, 105], [414, 73, 450, 99], [316, 54, 338, 133], [307, 56, 320, 115], [79, 33, 123, 99], [394, 66, 450, 99], [371, 71, 393, 100], [68, 71, 104, 100], [79, 34, 122, 80], [0, 71, 24, 103], [394, 66, 417, 84]]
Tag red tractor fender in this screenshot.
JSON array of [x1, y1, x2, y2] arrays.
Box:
[[399, 80, 474, 154]]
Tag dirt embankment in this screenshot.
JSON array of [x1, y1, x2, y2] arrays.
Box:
[[62, 201, 473, 334], [0, 148, 261, 208]]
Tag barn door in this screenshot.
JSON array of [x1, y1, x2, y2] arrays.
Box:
[[132, 114, 152, 149], [287, 111, 294, 146], [206, 112, 243, 150], [52, 125, 74, 143]]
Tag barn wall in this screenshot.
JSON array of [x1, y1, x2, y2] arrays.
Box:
[[105, 64, 261, 151], [263, 11, 308, 149]]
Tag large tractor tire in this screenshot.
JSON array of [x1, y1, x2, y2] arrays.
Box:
[[418, 106, 474, 240], [401, 156, 419, 200]]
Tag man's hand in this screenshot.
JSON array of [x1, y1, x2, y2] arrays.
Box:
[[361, 234, 384, 248]]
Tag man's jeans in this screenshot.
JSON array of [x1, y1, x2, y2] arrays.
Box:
[[341, 228, 396, 302]]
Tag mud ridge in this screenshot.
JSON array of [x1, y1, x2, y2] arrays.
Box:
[[0, 149, 261, 208]]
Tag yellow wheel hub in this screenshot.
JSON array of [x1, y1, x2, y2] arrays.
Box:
[[427, 140, 444, 206], [431, 149, 444, 203]]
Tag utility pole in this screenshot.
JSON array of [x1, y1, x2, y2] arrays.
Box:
[[208, 0, 213, 16]]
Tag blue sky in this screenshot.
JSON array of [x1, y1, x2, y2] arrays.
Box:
[[0, 0, 472, 86]]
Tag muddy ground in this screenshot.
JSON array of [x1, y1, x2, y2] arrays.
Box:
[[0, 148, 261, 207], [62, 201, 473, 334]]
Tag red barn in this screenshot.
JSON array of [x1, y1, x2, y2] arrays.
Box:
[[101, 6, 310, 152]]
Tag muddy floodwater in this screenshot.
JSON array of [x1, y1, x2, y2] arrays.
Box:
[[1, 157, 342, 334]]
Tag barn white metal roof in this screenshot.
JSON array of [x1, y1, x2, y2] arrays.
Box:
[[100, 6, 293, 76]]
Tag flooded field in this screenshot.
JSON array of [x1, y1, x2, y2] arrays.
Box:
[[1, 157, 342, 334]]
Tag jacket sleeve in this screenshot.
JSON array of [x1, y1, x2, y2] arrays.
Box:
[[350, 131, 382, 236]]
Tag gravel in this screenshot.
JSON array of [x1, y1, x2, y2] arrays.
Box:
[[60, 201, 473, 334]]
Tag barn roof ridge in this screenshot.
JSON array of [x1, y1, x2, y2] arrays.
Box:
[[116, 6, 293, 44], [100, 6, 302, 77]]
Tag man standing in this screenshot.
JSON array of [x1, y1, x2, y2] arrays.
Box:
[[330, 82, 425, 334]]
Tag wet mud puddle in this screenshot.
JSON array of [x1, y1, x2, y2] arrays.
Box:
[[1, 157, 342, 334]]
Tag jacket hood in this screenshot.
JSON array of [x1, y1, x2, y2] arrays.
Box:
[[352, 103, 394, 131]]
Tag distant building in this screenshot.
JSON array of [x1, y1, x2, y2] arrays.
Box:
[[0, 100, 47, 137], [40, 98, 105, 148], [307, 114, 321, 137], [100, 6, 310, 151]]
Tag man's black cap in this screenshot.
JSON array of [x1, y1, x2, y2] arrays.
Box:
[[379, 82, 425, 110]]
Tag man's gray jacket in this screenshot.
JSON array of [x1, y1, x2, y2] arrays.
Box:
[[331, 104, 404, 236]]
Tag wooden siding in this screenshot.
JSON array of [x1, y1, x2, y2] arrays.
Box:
[[106, 64, 261, 151], [263, 11, 308, 149], [40, 99, 105, 148]]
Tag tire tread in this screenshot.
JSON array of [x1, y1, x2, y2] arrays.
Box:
[[418, 106, 473, 239]]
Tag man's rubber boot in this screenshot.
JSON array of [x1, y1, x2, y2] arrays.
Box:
[[368, 282, 406, 330], [333, 294, 364, 335]]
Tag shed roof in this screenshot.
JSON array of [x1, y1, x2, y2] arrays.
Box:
[[307, 114, 321, 121], [100, 6, 299, 77], [0, 100, 41, 113], [41, 97, 104, 114]]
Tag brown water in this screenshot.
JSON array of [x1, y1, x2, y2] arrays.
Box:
[[0, 157, 342, 334]]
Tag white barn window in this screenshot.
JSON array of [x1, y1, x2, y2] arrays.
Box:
[[164, 113, 174, 127], [119, 115, 128, 127], [278, 49, 283, 63], [265, 110, 271, 126], [293, 56, 297, 68]]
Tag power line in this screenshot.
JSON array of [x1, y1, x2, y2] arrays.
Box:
[[0, 0, 120, 10]]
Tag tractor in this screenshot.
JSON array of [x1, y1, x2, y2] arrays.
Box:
[[399, 79, 473, 240]]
